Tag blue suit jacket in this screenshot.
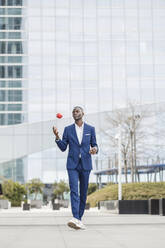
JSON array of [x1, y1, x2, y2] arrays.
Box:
[[55, 122, 98, 171]]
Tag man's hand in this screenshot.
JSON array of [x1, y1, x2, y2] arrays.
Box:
[[89, 147, 97, 155], [52, 126, 60, 140]]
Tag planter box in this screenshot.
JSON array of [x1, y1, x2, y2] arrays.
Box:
[[58, 199, 69, 208], [23, 203, 30, 211], [0, 199, 9, 209], [99, 200, 119, 213], [0, 184, 3, 195], [119, 200, 148, 214], [148, 199, 159, 215], [53, 203, 60, 210], [30, 200, 42, 209], [85, 203, 90, 210], [159, 198, 165, 216]]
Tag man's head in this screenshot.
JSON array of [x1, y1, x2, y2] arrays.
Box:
[[72, 106, 84, 121]]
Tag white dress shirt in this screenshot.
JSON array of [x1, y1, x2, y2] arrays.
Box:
[[75, 122, 84, 158], [75, 122, 84, 145]]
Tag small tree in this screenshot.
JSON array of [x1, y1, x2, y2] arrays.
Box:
[[53, 180, 69, 200], [2, 180, 26, 207], [100, 102, 151, 183], [26, 178, 44, 200]]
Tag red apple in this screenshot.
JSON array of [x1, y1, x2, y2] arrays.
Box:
[[56, 113, 63, 119]]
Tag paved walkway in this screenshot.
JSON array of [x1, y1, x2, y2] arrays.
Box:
[[0, 207, 165, 248]]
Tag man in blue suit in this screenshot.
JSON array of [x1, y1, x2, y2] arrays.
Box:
[[53, 106, 98, 230]]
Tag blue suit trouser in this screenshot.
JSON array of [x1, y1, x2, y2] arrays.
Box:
[[67, 158, 91, 221]]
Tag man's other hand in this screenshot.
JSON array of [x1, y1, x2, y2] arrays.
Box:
[[89, 147, 97, 155]]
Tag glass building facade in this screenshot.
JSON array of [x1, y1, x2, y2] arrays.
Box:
[[1, 0, 165, 183], [0, 0, 27, 183]]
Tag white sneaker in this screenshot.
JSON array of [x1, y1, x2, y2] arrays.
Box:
[[67, 217, 81, 230], [77, 220, 86, 230]]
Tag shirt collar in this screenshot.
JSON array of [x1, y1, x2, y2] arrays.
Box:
[[75, 121, 84, 129]]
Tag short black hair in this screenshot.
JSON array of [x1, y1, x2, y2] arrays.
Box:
[[72, 106, 84, 113]]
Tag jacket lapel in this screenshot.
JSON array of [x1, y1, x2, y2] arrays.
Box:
[[72, 122, 87, 145], [72, 123, 79, 145], [80, 122, 87, 145]]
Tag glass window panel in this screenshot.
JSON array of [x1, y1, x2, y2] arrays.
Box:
[[55, 8, 69, 17], [153, 0, 165, 9], [83, 8, 96, 18], [155, 65, 165, 78], [97, 0, 110, 8], [70, 17, 83, 33], [0, 81, 6, 87], [56, 17, 69, 32], [127, 88, 141, 103], [8, 81, 22, 87], [155, 80, 165, 88], [70, 65, 83, 80], [43, 104, 55, 113], [124, 0, 138, 9], [85, 89, 98, 113], [55, 41, 69, 56], [56, 65, 70, 80], [70, 42, 83, 56], [70, 0, 83, 9], [112, 41, 125, 57], [56, 55, 69, 64], [28, 17, 41, 32], [98, 17, 111, 33], [70, 89, 84, 107], [127, 79, 139, 89], [28, 89, 42, 103], [55, 0, 69, 8], [8, 8, 22, 15], [99, 65, 112, 81], [29, 41, 41, 55], [28, 7, 41, 16], [28, 66, 42, 80], [99, 80, 111, 88], [141, 88, 154, 103], [141, 80, 153, 89], [139, 1, 152, 9], [56, 81, 70, 89], [8, 90, 22, 101], [43, 65, 56, 80], [100, 88, 112, 112], [84, 18, 97, 34], [8, 32, 21, 39], [153, 17, 165, 32], [98, 41, 111, 57], [0, 90, 5, 101], [43, 41, 55, 55], [42, 0, 55, 8], [126, 65, 139, 79], [71, 80, 83, 89], [43, 89, 55, 104], [110, 0, 124, 8], [84, 0, 96, 9], [112, 17, 124, 33], [84, 42, 97, 56], [8, 104, 22, 111], [113, 65, 125, 80], [85, 65, 97, 80], [43, 17, 55, 32]]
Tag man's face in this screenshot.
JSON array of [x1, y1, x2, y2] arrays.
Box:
[[72, 107, 84, 121]]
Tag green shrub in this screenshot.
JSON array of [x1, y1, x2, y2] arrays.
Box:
[[2, 180, 26, 207], [87, 182, 165, 207]]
